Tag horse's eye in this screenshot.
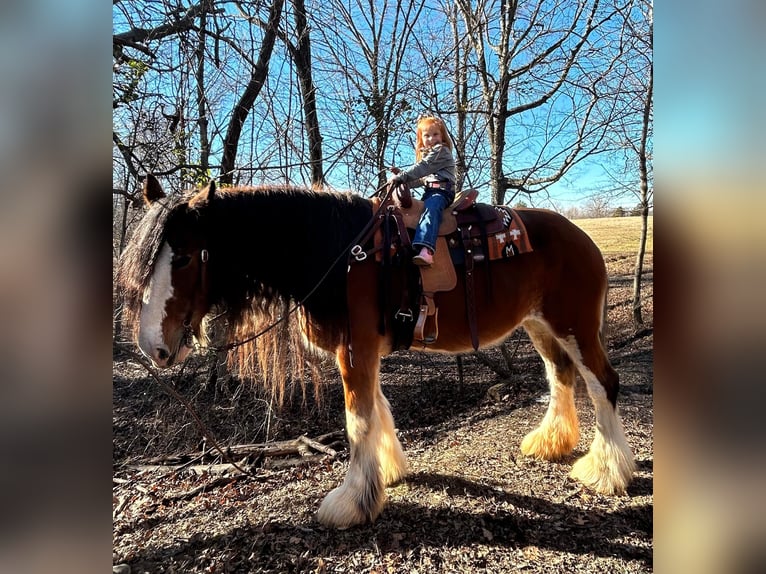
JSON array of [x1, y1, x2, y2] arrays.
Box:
[[172, 254, 192, 269]]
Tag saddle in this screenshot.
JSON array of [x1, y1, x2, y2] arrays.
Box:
[[352, 185, 532, 350]]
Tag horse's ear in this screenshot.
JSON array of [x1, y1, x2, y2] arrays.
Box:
[[143, 174, 165, 205], [206, 179, 216, 202], [190, 179, 216, 208]]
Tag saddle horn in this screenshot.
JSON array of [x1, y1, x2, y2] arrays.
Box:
[[393, 183, 412, 209]]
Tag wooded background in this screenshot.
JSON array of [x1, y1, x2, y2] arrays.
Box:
[[113, 0, 652, 218], [113, 0, 653, 333]]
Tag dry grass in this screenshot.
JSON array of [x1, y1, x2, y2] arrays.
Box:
[[572, 216, 653, 254]]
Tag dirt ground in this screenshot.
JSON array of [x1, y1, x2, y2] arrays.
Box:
[[113, 253, 653, 573]]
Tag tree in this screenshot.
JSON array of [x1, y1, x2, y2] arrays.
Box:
[[630, 1, 652, 328], [220, 0, 284, 184], [310, 0, 427, 191], [231, 0, 325, 187], [288, 0, 324, 187], [584, 195, 611, 218], [454, 0, 626, 204], [597, 0, 652, 327]]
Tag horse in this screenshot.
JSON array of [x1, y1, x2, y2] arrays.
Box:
[[117, 175, 635, 528]]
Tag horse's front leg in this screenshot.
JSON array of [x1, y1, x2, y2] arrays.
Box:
[[316, 344, 408, 528]]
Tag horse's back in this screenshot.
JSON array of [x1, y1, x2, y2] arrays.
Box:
[[515, 208, 600, 255], [514, 208, 606, 278]]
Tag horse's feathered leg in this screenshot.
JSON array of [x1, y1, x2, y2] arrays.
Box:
[[560, 327, 636, 495], [520, 318, 580, 460], [316, 344, 408, 527], [316, 266, 408, 528]]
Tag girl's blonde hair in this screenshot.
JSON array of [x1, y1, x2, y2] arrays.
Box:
[[415, 116, 452, 161]]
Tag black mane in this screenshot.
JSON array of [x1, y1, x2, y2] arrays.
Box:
[[203, 186, 373, 329]]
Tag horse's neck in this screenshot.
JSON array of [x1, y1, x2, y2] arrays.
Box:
[[211, 191, 366, 310]]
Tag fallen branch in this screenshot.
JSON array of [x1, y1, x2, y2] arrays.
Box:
[[297, 434, 338, 457], [164, 475, 242, 502], [141, 430, 346, 467]]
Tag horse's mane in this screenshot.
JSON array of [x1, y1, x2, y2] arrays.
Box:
[[214, 186, 377, 405], [118, 184, 374, 405], [201, 185, 372, 327]]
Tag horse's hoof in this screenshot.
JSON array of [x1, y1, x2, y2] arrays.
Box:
[[570, 448, 635, 495], [316, 485, 382, 528], [520, 425, 579, 461]]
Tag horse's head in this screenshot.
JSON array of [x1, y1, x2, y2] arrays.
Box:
[[121, 175, 216, 368]]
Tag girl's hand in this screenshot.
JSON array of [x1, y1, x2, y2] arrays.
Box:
[[389, 166, 401, 175]]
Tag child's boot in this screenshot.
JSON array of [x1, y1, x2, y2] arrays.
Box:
[[413, 246, 434, 267]]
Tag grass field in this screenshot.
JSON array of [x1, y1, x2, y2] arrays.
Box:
[[571, 215, 653, 254]]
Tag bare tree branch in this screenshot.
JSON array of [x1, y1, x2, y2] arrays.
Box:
[[113, 2, 219, 48]]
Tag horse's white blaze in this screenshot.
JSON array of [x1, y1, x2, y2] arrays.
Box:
[[138, 243, 174, 362]]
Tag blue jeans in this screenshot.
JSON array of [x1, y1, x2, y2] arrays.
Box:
[[413, 190, 451, 252]]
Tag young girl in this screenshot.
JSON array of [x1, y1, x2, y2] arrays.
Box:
[[389, 116, 456, 266]]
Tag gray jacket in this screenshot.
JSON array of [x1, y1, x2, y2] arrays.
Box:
[[399, 144, 455, 188]]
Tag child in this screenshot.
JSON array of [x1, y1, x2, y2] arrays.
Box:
[[389, 116, 456, 266]]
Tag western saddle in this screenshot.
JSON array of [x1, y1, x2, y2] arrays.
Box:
[[350, 184, 532, 350]]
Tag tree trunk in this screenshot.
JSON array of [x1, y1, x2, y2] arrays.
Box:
[[490, 109, 509, 205], [291, 0, 324, 187], [632, 62, 653, 329], [451, 4, 468, 194], [196, 5, 210, 174], [220, 0, 284, 184], [632, 203, 648, 327]]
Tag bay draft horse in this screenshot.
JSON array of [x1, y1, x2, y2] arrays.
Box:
[[118, 176, 635, 528]]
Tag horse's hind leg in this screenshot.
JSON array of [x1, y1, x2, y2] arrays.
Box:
[[520, 319, 580, 460], [316, 344, 408, 528], [561, 330, 636, 495]]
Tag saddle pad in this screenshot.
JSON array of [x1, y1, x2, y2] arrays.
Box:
[[419, 237, 457, 293], [445, 206, 533, 262], [488, 206, 533, 258]]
